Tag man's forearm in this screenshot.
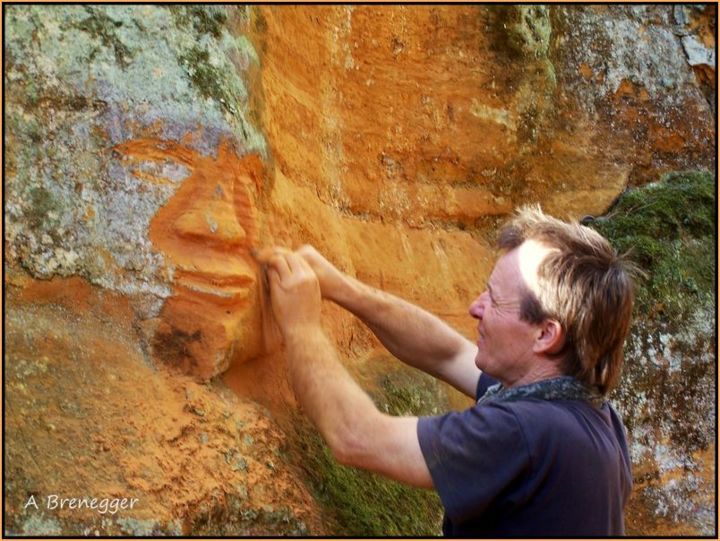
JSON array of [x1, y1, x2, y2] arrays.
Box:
[[283, 325, 434, 488], [284, 326, 381, 459], [273, 244, 479, 397], [329, 275, 475, 379]]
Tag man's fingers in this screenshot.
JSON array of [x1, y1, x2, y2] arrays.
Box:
[[255, 246, 318, 282], [267, 267, 281, 290], [252, 246, 297, 283], [266, 253, 292, 282], [285, 251, 315, 276], [254, 246, 292, 264]]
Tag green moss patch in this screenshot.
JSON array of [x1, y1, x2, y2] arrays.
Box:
[[375, 366, 451, 417], [178, 46, 239, 113], [285, 366, 446, 535], [589, 170, 715, 323], [287, 420, 442, 536], [27, 186, 62, 229], [168, 6, 248, 116], [188, 494, 308, 536], [590, 169, 716, 459]]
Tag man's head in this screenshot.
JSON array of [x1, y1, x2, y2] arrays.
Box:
[[469, 239, 566, 388], [470, 205, 636, 395]]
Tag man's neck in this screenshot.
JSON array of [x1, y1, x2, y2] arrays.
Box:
[[504, 362, 565, 389]]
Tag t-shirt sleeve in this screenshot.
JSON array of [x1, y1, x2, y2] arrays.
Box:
[[417, 403, 530, 524]]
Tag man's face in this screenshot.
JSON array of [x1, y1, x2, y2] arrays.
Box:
[[468, 240, 552, 387], [114, 139, 265, 380]]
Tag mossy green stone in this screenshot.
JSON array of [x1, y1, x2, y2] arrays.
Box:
[[590, 170, 715, 531], [287, 366, 447, 535], [589, 170, 715, 322]]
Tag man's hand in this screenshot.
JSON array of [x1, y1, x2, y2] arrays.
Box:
[[295, 245, 349, 302], [254, 249, 432, 489], [256, 247, 322, 338]]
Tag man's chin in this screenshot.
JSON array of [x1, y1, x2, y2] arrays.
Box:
[[475, 355, 499, 380], [474, 352, 484, 371]]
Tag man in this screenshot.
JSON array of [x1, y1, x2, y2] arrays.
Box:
[[257, 205, 635, 536]]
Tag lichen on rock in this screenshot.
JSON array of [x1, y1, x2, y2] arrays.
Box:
[[588, 171, 716, 535], [5, 5, 264, 303], [502, 5, 552, 59]]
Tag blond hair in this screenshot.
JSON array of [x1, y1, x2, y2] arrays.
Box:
[[498, 205, 637, 395]]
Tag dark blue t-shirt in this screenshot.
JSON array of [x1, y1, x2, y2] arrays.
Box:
[[417, 373, 632, 536]]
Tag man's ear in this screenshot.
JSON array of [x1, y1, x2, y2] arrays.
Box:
[[533, 319, 566, 355]]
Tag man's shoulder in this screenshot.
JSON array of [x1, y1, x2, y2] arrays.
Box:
[[483, 399, 628, 455], [483, 397, 617, 427]]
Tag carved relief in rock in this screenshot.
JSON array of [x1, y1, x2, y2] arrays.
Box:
[[114, 139, 265, 380]]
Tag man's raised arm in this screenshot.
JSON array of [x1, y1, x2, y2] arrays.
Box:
[[272, 245, 481, 398], [258, 248, 433, 487]]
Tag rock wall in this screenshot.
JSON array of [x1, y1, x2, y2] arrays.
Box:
[[4, 4, 716, 535], [588, 171, 716, 536]]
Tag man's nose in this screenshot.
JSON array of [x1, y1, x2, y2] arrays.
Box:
[[173, 197, 248, 244], [469, 292, 486, 319]]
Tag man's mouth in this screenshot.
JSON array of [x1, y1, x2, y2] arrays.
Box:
[[174, 269, 255, 302]]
